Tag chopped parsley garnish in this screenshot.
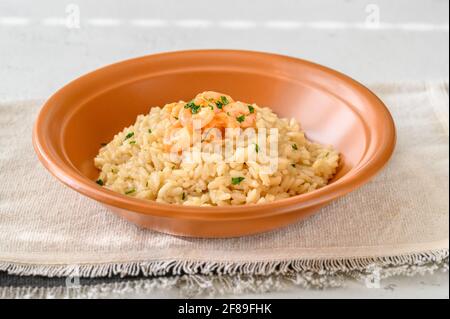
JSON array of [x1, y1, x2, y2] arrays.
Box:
[[129, 140, 136, 145], [215, 96, 229, 109], [236, 115, 245, 123], [182, 192, 186, 200], [292, 144, 298, 150], [125, 132, 134, 140], [255, 144, 259, 153], [231, 177, 245, 185], [226, 112, 231, 116], [184, 101, 201, 114], [148, 129, 152, 134], [191, 105, 201, 114], [184, 101, 195, 109], [220, 96, 229, 105], [248, 105, 255, 113], [96, 179, 104, 186], [125, 188, 136, 195]]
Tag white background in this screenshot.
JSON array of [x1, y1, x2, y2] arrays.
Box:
[[0, 0, 448, 298]]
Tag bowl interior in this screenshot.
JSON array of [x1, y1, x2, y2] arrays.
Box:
[[63, 75, 366, 182], [37, 50, 394, 210]]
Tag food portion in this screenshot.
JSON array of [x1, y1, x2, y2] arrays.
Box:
[[94, 91, 339, 206]]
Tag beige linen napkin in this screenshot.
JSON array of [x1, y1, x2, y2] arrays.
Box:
[[0, 82, 448, 293]]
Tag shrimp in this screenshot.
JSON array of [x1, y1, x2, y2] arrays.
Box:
[[204, 112, 232, 129], [164, 102, 184, 122], [163, 126, 192, 153], [179, 104, 215, 129], [193, 91, 234, 114], [162, 93, 257, 153], [223, 101, 256, 128]]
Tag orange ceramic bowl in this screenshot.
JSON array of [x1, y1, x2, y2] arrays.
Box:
[[33, 50, 395, 238]]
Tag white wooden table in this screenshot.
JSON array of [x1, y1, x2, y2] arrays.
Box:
[[0, 0, 448, 298]]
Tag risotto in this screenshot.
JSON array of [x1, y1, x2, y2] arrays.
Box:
[[94, 91, 339, 206]]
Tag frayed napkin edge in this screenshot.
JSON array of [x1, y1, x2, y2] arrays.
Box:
[[1, 248, 448, 298]]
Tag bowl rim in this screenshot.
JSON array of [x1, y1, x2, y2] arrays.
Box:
[[32, 49, 396, 220]]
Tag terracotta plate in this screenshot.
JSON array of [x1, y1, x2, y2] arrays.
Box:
[[33, 50, 396, 238]]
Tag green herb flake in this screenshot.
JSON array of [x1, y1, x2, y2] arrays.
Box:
[[125, 188, 136, 195], [231, 177, 245, 185], [184, 101, 201, 114], [292, 144, 298, 150], [191, 104, 201, 114], [255, 144, 259, 153], [148, 129, 152, 134], [129, 140, 136, 145], [96, 179, 104, 186], [220, 96, 229, 105], [184, 101, 195, 109], [125, 132, 134, 140], [236, 115, 245, 123], [248, 105, 255, 113], [215, 96, 229, 110], [182, 192, 186, 200]]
